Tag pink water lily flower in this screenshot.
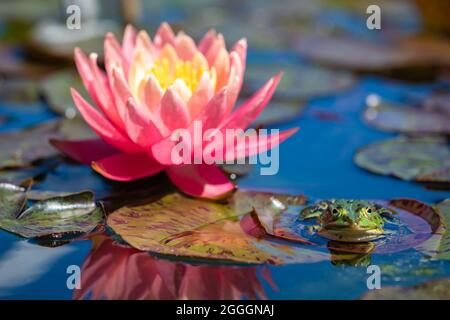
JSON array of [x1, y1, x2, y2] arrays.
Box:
[[51, 23, 298, 199]]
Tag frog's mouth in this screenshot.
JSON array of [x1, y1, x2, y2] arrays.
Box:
[[318, 223, 384, 243]]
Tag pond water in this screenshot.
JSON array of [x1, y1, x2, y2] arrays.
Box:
[[1, 49, 449, 299]]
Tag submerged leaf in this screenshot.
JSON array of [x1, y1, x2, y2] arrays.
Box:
[[364, 102, 450, 135], [107, 192, 327, 265], [354, 136, 450, 183], [0, 187, 103, 238]]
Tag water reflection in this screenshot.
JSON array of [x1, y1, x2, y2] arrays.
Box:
[[74, 235, 276, 300]]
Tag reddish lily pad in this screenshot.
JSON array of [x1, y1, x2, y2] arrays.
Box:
[[252, 197, 441, 255], [364, 102, 450, 135], [354, 136, 450, 183], [0, 182, 103, 238], [107, 191, 328, 265]]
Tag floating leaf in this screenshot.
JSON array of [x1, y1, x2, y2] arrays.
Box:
[[0, 119, 96, 169], [423, 93, 450, 116], [252, 197, 440, 255], [433, 199, 450, 260], [0, 121, 61, 168], [40, 70, 84, 119], [107, 192, 327, 265], [252, 101, 304, 127], [364, 102, 450, 135], [0, 158, 60, 185], [243, 63, 355, 101], [0, 182, 27, 219], [0, 184, 103, 238], [296, 35, 450, 79], [354, 136, 450, 183], [296, 35, 418, 72], [361, 277, 450, 299]]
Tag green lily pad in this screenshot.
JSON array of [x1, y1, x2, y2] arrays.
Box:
[[107, 191, 328, 265], [361, 277, 450, 299], [243, 63, 355, 101], [364, 102, 450, 135], [354, 136, 450, 183], [0, 182, 103, 238]]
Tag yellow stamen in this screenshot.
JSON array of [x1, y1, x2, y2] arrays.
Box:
[[147, 57, 216, 93]]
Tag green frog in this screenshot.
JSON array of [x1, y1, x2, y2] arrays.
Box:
[[299, 199, 397, 243]]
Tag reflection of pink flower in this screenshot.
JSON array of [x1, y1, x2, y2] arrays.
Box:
[[74, 236, 274, 300], [52, 23, 297, 199]]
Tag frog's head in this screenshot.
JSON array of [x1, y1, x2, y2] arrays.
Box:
[[318, 200, 389, 242]]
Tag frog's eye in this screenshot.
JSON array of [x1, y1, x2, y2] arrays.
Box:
[[367, 208, 372, 214], [318, 202, 328, 210], [332, 208, 338, 214]]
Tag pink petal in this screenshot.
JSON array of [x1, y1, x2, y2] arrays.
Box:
[[135, 30, 156, 57], [204, 33, 225, 67], [166, 164, 235, 199], [50, 139, 119, 165], [231, 38, 247, 75], [224, 52, 243, 114], [198, 29, 217, 56], [151, 88, 228, 165], [87, 52, 124, 130], [104, 32, 129, 76], [175, 32, 197, 60], [124, 98, 163, 147], [188, 72, 214, 119], [224, 128, 299, 161], [71, 88, 142, 153], [154, 22, 175, 48], [92, 153, 166, 181], [212, 48, 230, 89], [219, 73, 282, 132], [142, 74, 164, 113], [160, 88, 190, 131], [122, 24, 137, 60]]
